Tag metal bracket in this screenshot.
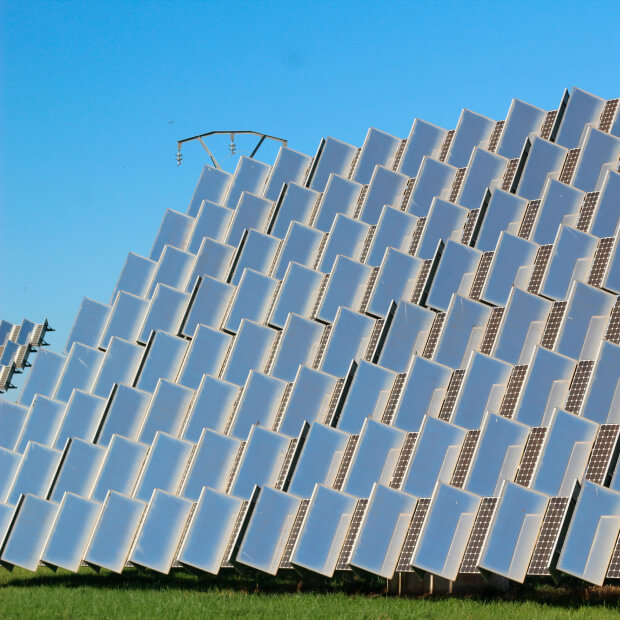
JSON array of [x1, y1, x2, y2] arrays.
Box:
[[176, 130, 287, 167]]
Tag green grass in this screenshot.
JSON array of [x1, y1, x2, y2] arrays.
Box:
[[0, 567, 619, 619]]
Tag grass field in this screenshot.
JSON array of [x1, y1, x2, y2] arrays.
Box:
[[1, 567, 619, 619]]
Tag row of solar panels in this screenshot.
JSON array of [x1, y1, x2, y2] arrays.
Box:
[[0, 319, 53, 392], [0, 412, 620, 584], [1, 86, 620, 588]]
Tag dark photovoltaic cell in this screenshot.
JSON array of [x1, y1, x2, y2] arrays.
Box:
[[527, 496, 571, 576], [323, 377, 348, 426], [488, 121, 505, 153], [222, 388, 244, 436], [438, 130, 455, 163], [469, 252, 494, 301], [448, 168, 467, 203], [263, 331, 283, 375], [347, 148, 362, 180], [221, 497, 253, 568], [459, 497, 498, 573], [332, 435, 359, 491], [392, 139, 408, 171], [408, 217, 427, 256], [335, 498, 369, 570], [307, 192, 324, 228], [461, 208, 481, 246], [389, 432, 418, 490], [576, 192, 600, 232], [310, 274, 331, 320], [409, 259, 432, 306], [587, 237, 615, 288], [480, 307, 505, 355], [559, 148, 581, 185], [527, 245, 554, 295], [400, 177, 416, 211], [605, 297, 620, 345], [540, 301, 567, 350], [274, 437, 299, 491], [279, 498, 310, 569], [498, 364, 528, 418], [311, 325, 332, 369], [450, 430, 481, 488], [606, 523, 620, 579], [381, 373, 407, 426], [266, 242, 285, 277], [359, 225, 376, 263], [271, 383, 294, 432], [224, 441, 246, 494], [265, 281, 282, 325], [518, 199, 541, 239], [364, 318, 385, 362], [513, 427, 547, 487], [540, 110, 558, 140], [583, 425, 620, 486], [421, 312, 446, 359], [437, 369, 466, 422], [598, 99, 619, 133], [564, 360, 595, 414], [395, 498, 431, 572], [353, 186, 369, 220], [501, 158, 520, 191], [311, 233, 329, 271], [358, 267, 380, 314]]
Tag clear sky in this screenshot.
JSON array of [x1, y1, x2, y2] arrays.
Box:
[[1, 0, 619, 375]]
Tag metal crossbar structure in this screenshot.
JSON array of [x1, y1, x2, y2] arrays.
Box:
[[1, 86, 620, 591]]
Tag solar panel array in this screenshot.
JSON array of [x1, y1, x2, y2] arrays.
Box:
[[1, 86, 620, 589], [0, 319, 53, 392]]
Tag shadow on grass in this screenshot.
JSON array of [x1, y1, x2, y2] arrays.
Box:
[[2, 567, 620, 609], [1, 567, 384, 596]]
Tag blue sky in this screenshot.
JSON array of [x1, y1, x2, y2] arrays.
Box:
[[1, 0, 619, 366]]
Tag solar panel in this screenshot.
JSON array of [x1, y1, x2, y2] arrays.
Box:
[[388, 431, 417, 489], [359, 167, 408, 225], [235, 486, 302, 574], [527, 493, 574, 577], [402, 417, 465, 498], [1, 494, 60, 571], [84, 490, 147, 573], [411, 483, 481, 581], [527, 245, 553, 294], [395, 497, 431, 572], [513, 427, 547, 487], [279, 497, 311, 569], [437, 369, 465, 421], [469, 251, 494, 301], [349, 484, 417, 578], [335, 497, 368, 570], [290, 484, 358, 577], [478, 482, 548, 583], [438, 129, 455, 162], [518, 199, 541, 239], [479, 307, 505, 355], [449, 429, 480, 489], [488, 121, 505, 153], [178, 487, 243, 575], [588, 237, 615, 288], [583, 425, 620, 486], [557, 480, 620, 585], [540, 109, 558, 141], [459, 497, 498, 574]]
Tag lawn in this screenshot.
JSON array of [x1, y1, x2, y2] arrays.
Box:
[[0, 567, 619, 619]]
